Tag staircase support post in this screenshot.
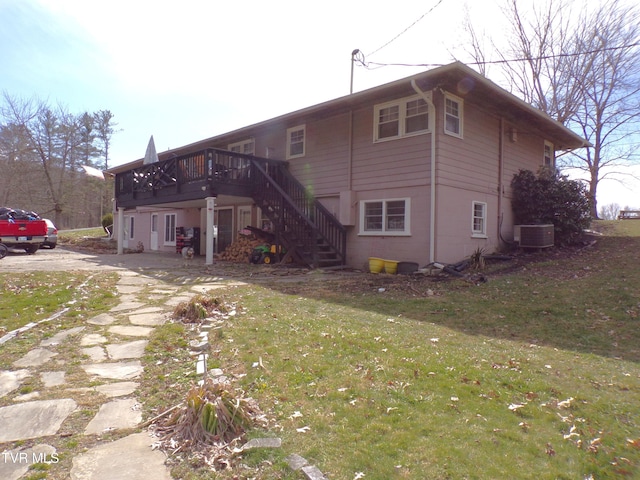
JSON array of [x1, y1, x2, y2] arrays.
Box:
[[205, 196, 215, 265]]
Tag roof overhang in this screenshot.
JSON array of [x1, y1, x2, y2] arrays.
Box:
[[107, 62, 590, 174]]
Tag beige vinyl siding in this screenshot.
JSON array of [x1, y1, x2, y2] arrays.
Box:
[[286, 114, 350, 196], [436, 102, 500, 196], [351, 106, 431, 192]]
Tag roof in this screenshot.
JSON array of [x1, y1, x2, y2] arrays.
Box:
[[108, 62, 590, 174]]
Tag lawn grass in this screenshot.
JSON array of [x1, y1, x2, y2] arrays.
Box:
[[0, 271, 119, 334], [143, 219, 640, 479]]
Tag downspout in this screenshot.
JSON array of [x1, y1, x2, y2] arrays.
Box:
[[411, 80, 436, 263], [498, 118, 505, 245]]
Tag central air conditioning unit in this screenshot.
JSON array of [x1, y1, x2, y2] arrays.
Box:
[[513, 224, 555, 248]]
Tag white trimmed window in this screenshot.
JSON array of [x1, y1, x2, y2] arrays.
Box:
[[164, 213, 176, 246], [229, 139, 254, 155], [444, 93, 463, 138], [359, 198, 410, 235], [544, 141, 554, 168], [471, 201, 487, 237], [374, 95, 430, 141], [286, 125, 305, 159]]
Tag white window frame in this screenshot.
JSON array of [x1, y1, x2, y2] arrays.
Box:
[[544, 141, 555, 168], [471, 201, 487, 238], [359, 198, 411, 236], [373, 94, 431, 142], [286, 125, 306, 159], [444, 92, 463, 138], [228, 139, 255, 155], [164, 213, 177, 246]]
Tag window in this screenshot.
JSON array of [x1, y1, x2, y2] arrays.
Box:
[[444, 93, 463, 138], [374, 95, 430, 141], [286, 125, 305, 159], [128, 216, 135, 240], [228, 139, 254, 155], [359, 198, 410, 235], [472, 201, 487, 237], [164, 213, 176, 245], [544, 141, 554, 168]]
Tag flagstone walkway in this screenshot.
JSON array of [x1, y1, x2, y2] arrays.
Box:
[[0, 270, 188, 479]]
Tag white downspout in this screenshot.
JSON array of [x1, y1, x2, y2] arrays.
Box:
[[411, 80, 436, 263]]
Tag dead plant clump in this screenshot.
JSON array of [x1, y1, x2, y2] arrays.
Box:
[[150, 378, 268, 470], [172, 294, 227, 323]]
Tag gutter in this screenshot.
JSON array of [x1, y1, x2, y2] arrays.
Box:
[[411, 80, 437, 264]]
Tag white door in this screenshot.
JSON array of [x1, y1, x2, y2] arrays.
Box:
[[237, 206, 252, 232], [150, 214, 158, 250], [123, 215, 133, 248]]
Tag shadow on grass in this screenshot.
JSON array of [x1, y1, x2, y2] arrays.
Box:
[[254, 235, 640, 364]]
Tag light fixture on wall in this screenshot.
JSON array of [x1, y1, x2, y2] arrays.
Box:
[[510, 127, 518, 143]]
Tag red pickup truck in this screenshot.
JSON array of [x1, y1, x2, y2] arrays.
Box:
[[0, 209, 48, 255]]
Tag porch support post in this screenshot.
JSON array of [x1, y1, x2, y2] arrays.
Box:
[[117, 207, 124, 255], [205, 196, 215, 265]]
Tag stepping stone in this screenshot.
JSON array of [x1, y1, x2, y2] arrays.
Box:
[[81, 334, 108, 346], [0, 399, 77, 442], [165, 295, 193, 307], [0, 370, 31, 398], [242, 437, 282, 450], [13, 348, 57, 368], [40, 326, 85, 347], [0, 444, 57, 480], [87, 313, 117, 326], [82, 346, 107, 362], [128, 313, 165, 326], [110, 301, 146, 313], [286, 453, 310, 471], [106, 340, 148, 360], [131, 307, 164, 314], [71, 432, 171, 480], [84, 398, 142, 434], [83, 361, 143, 380], [116, 285, 144, 294], [14, 391, 40, 402], [150, 289, 177, 295], [108, 325, 153, 337], [95, 381, 138, 398], [41, 371, 66, 388]]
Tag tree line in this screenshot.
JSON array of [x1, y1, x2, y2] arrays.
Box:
[[0, 93, 117, 228]]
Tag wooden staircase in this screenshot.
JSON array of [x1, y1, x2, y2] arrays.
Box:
[[248, 158, 346, 269]]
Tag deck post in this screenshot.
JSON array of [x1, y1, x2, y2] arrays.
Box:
[[205, 196, 215, 265], [117, 207, 124, 255]]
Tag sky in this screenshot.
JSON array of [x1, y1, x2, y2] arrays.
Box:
[[0, 0, 637, 209]]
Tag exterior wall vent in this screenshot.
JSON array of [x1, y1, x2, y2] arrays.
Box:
[[513, 224, 555, 248]]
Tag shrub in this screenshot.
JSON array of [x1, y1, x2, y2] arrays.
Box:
[[511, 168, 591, 245], [101, 213, 114, 236]]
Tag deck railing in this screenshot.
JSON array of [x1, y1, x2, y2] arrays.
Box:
[[114, 148, 346, 267]]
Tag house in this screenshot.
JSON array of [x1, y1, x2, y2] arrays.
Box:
[[108, 61, 589, 269]]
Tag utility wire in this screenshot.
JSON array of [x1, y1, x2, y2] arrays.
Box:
[[356, 41, 640, 70], [366, 0, 446, 58]]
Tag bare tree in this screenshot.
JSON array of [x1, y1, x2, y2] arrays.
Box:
[[0, 94, 118, 227], [466, 0, 640, 218], [598, 202, 621, 220]]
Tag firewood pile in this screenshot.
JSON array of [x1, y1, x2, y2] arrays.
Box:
[[218, 234, 265, 262]]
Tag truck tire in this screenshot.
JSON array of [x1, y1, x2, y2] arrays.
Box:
[[0, 244, 7, 259], [25, 245, 39, 255]]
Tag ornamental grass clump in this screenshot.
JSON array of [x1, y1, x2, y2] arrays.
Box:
[[154, 378, 264, 449], [172, 294, 227, 323]]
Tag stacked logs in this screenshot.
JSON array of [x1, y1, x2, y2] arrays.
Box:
[[218, 235, 265, 262]]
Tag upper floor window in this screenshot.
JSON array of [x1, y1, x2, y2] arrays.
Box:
[[228, 139, 255, 155], [286, 125, 305, 159], [374, 95, 430, 141], [544, 141, 554, 168], [359, 198, 411, 236], [444, 93, 463, 138]]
